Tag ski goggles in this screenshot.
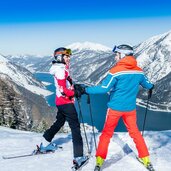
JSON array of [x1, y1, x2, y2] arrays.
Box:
[[54, 48, 72, 56], [65, 49, 72, 55], [112, 45, 121, 54], [112, 46, 120, 57], [112, 45, 117, 53], [112, 45, 133, 55]]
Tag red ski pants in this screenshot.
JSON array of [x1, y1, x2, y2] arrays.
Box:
[[96, 109, 149, 159]]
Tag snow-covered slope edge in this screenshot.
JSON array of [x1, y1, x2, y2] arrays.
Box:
[[0, 126, 170, 171]]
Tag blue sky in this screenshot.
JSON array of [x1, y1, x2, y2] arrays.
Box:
[[0, 0, 171, 55]]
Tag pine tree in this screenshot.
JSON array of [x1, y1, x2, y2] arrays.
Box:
[[37, 119, 48, 133]]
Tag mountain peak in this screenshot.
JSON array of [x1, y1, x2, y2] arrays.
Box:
[[0, 54, 8, 63], [67, 41, 111, 52], [136, 29, 171, 50]]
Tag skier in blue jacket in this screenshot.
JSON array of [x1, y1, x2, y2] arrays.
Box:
[[74, 44, 154, 171]]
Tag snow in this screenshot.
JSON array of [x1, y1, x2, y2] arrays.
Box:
[[8, 54, 45, 59], [136, 30, 171, 52], [67, 42, 112, 52], [0, 126, 171, 171], [136, 30, 171, 83], [0, 54, 8, 62], [0, 54, 52, 97], [136, 98, 171, 112], [25, 84, 53, 96], [41, 81, 52, 86]]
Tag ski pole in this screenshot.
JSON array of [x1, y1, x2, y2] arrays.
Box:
[[142, 90, 150, 136], [76, 97, 91, 154], [87, 94, 97, 150]]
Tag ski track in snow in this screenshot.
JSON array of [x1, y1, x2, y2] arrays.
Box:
[[0, 126, 171, 171]]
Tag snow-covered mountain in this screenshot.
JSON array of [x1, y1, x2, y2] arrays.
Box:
[[6, 54, 50, 73], [0, 54, 56, 131], [6, 42, 113, 75], [67, 41, 111, 52], [134, 30, 171, 111], [39, 41, 112, 76], [0, 54, 51, 96], [69, 42, 113, 85], [0, 126, 171, 171], [135, 30, 171, 83], [68, 36, 171, 110], [5, 36, 171, 111]]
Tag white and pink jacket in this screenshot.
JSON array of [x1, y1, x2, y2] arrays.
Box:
[[49, 63, 74, 106]]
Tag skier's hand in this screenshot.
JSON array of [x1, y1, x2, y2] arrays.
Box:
[[74, 84, 86, 98], [74, 89, 82, 98], [148, 85, 154, 99]]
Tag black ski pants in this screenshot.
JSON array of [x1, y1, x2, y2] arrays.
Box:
[[43, 103, 83, 158]]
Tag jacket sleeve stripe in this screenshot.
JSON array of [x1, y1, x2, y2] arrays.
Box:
[[110, 70, 144, 77], [101, 71, 144, 89], [101, 75, 115, 89], [110, 71, 144, 77]]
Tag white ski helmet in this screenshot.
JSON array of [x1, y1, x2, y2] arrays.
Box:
[[112, 44, 134, 58]]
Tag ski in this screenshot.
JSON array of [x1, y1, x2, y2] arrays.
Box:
[[136, 157, 155, 171], [2, 145, 63, 160], [71, 156, 90, 171]]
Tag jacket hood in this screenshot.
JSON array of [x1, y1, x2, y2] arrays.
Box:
[[49, 63, 65, 75], [116, 56, 137, 69]]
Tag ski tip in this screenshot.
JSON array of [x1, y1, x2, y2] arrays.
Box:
[[2, 156, 7, 159]]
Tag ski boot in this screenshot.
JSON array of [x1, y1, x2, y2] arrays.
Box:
[[94, 156, 104, 171], [39, 142, 58, 153], [72, 156, 89, 170], [137, 156, 155, 171]]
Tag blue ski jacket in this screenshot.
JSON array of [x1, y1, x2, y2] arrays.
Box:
[[85, 56, 153, 111]]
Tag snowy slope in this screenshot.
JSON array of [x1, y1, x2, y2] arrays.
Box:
[[0, 126, 171, 171], [0, 54, 51, 96]]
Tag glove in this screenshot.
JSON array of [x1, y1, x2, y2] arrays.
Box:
[[74, 84, 86, 98], [148, 85, 154, 99]]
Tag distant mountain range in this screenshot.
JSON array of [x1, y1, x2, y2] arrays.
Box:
[[2, 30, 171, 115]]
